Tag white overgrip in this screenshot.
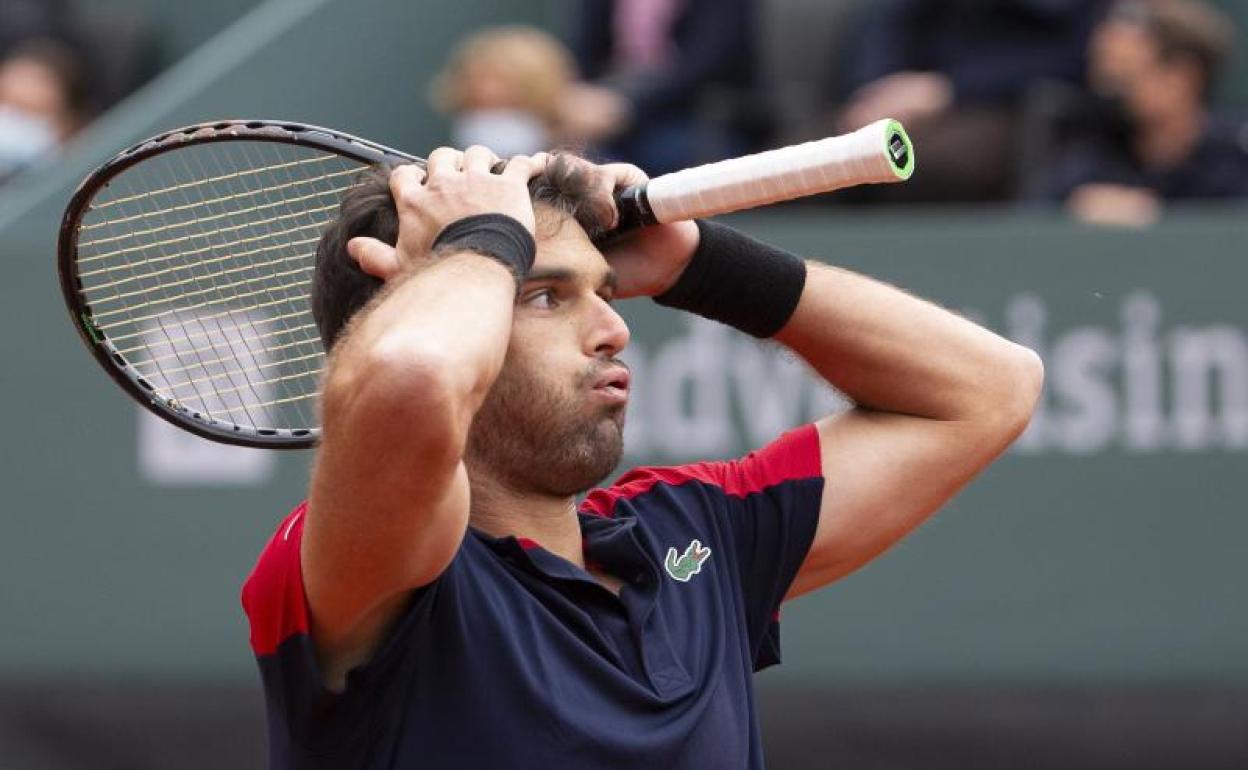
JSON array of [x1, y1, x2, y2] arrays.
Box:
[[644, 119, 913, 223]]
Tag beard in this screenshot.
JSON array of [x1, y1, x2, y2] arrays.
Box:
[[465, 357, 627, 497]]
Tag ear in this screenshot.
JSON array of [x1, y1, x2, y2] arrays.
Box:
[[348, 236, 402, 281]]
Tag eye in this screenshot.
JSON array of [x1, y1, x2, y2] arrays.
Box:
[[525, 288, 559, 310]]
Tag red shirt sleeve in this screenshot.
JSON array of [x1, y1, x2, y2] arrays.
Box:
[[241, 502, 311, 656]]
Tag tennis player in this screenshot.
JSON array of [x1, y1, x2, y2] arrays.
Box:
[[242, 146, 1043, 769]]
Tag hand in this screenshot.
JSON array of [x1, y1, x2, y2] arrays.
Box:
[[1067, 183, 1161, 228], [348, 146, 542, 281], [550, 155, 699, 299], [839, 71, 954, 132], [554, 82, 633, 144]]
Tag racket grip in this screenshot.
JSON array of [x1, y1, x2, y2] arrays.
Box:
[[612, 118, 913, 231]]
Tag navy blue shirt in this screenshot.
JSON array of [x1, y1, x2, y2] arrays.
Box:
[[242, 425, 824, 769], [1037, 118, 1248, 203], [846, 0, 1104, 105]]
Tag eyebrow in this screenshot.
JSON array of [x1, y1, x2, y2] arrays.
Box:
[[524, 267, 618, 294]]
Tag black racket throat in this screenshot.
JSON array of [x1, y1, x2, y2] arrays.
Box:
[[612, 184, 658, 232]]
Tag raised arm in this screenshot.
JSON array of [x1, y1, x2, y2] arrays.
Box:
[[302, 148, 539, 686], [518, 157, 1038, 604], [778, 261, 1043, 598]]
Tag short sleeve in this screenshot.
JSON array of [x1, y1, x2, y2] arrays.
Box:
[[714, 425, 824, 670], [240, 503, 370, 759], [583, 425, 824, 671], [241, 503, 311, 661]]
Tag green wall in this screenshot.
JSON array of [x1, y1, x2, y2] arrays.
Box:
[[1214, 0, 1248, 105], [5, 200, 1248, 684], [70, 0, 267, 62], [0, 0, 1245, 689]]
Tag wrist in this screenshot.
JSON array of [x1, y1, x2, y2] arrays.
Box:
[[654, 220, 806, 338], [650, 220, 701, 296], [432, 213, 536, 282]]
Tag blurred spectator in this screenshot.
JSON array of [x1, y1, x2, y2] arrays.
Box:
[[432, 26, 576, 159], [835, 0, 1107, 203], [1033, 0, 1248, 226], [757, 0, 864, 147], [0, 0, 69, 54], [0, 37, 89, 184], [559, 0, 757, 175]]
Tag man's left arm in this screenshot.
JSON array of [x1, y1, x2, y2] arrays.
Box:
[[773, 260, 1043, 599]]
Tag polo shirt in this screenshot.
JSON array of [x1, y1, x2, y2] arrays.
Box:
[[242, 424, 824, 769]]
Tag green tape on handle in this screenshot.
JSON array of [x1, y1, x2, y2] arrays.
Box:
[[883, 119, 916, 181]]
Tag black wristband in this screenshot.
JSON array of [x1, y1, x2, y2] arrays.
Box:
[[432, 213, 536, 279], [654, 220, 807, 338]]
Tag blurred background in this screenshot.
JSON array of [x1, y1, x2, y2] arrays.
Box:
[[1, 0, 1247, 767]]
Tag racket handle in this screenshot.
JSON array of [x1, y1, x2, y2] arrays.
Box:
[[614, 118, 914, 231]]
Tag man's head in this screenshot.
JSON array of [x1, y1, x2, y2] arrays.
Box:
[[431, 27, 575, 158], [313, 156, 631, 496], [0, 38, 90, 179], [1090, 0, 1234, 123]]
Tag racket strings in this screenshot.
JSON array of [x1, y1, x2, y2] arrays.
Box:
[[89, 262, 313, 321], [161, 365, 321, 401], [77, 209, 335, 271], [73, 140, 357, 433], [151, 350, 324, 391], [77, 193, 338, 251], [88, 154, 336, 211], [108, 307, 314, 353], [83, 236, 320, 294], [77, 165, 355, 233], [129, 336, 322, 379], [150, 141, 323, 427], [230, 141, 335, 413], [123, 149, 279, 427]]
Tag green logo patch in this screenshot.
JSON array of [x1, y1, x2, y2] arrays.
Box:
[[664, 539, 712, 582]]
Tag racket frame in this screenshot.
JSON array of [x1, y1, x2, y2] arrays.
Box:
[[57, 120, 418, 448], [59, 117, 912, 450]]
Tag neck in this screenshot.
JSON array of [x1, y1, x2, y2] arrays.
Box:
[[469, 472, 585, 567], [1134, 105, 1206, 170]]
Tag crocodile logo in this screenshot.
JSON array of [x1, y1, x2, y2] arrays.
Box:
[[664, 539, 712, 582]]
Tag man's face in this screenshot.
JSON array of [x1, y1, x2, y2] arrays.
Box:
[[464, 210, 631, 497], [0, 56, 73, 138], [1090, 20, 1201, 124]]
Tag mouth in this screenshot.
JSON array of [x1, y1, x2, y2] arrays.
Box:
[[590, 366, 631, 403]]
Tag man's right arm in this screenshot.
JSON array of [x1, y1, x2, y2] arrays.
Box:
[[301, 148, 538, 688]]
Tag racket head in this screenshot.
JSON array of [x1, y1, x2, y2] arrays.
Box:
[[57, 120, 418, 449]]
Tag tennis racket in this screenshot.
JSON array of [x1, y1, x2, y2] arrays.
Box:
[[58, 118, 914, 449]]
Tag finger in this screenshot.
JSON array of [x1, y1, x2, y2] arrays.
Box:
[[587, 165, 622, 230], [587, 162, 642, 231], [462, 144, 498, 174], [426, 146, 463, 177], [500, 154, 539, 181], [388, 163, 427, 206], [347, 237, 402, 281], [601, 162, 649, 189]]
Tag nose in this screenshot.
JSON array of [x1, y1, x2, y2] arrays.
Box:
[[587, 295, 630, 358]]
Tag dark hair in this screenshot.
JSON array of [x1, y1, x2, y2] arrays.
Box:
[[1114, 0, 1235, 99], [311, 154, 614, 351]]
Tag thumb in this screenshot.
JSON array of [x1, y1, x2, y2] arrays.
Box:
[[348, 237, 401, 281]]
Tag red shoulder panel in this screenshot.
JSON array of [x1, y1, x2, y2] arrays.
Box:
[[240, 502, 311, 656], [581, 424, 822, 518]]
